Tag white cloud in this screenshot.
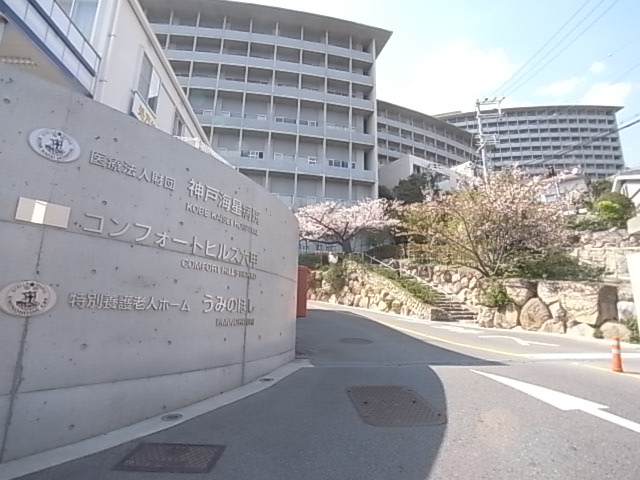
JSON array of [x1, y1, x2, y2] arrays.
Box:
[[580, 82, 633, 106], [535, 77, 583, 97], [501, 98, 536, 109], [589, 61, 606, 74], [377, 39, 521, 115]]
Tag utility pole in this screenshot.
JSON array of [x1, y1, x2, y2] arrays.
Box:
[[475, 97, 504, 182]]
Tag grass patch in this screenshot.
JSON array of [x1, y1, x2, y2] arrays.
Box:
[[372, 267, 437, 304], [503, 252, 605, 282]]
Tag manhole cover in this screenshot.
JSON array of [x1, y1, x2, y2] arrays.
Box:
[[113, 443, 225, 473], [346, 386, 446, 427], [339, 337, 373, 344]]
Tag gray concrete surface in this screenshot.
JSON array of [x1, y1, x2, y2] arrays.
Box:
[[0, 65, 297, 460]]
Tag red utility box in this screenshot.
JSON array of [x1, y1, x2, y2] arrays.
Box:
[[296, 266, 309, 317]]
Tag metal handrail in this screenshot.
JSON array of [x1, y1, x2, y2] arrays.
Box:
[[349, 253, 474, 311]]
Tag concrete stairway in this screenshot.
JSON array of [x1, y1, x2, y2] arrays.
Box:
[[360, 254, 478, 323], [428, 289, 477, 323]]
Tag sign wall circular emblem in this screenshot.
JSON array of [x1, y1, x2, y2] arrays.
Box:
[[0, 280, 57, 317], [28, 128, 81, 163]]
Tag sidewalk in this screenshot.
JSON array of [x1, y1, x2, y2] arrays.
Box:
[[6, 307, 495, 480]]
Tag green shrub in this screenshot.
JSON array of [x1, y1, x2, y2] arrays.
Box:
[[324, 264, 346, 290], [325, 263, 345, 281], [568, 216, 612, 232], [298, 253, 328, 269], [372, 267, 400, 281], [482, 283, 509, 307], [504, 252, 605, 282], [372, 267, 437, 304], [593, 192, 635, 227], [621, 316, 640, 344], [366, 244, 401, 260]]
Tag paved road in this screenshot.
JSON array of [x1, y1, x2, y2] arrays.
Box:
[[7, 303, 640, 479], [310, 302, 640, 479]]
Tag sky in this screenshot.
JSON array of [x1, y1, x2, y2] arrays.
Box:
[[232, 0, 640, 166]]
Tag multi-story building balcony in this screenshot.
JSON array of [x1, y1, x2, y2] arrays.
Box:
[[140, 0, 390, 205], [376, 100, 477, 171], [439, 105, 626, 179]]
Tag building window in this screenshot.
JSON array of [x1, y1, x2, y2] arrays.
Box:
[[57, 0, 99, 38], [275, 116, 296, 124], [328, 159, 349, 168], [138, 54, 160, 112], [172, 112, 184, 136], [242, 150, 264, 159]]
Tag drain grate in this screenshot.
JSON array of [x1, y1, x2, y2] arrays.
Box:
[[346, 386, 446, 427], [113, 442, 225, 473], [339, 337, 373, 344]]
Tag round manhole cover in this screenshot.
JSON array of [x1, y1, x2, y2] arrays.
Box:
[[161, 413, 183, 422], [340, 338, 373, 344]]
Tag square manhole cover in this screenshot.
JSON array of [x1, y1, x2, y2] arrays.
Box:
[[114, 442, 225, 473], [347, 386, 446, 427]]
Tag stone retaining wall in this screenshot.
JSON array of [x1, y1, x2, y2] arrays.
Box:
[[571, 229, 640, 279], [307, 262, 448, 321], [401, 262, 633, 341]]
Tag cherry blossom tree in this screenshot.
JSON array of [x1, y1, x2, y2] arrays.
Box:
[[296, 199, 399, 253], [400, 170, 572, 277]]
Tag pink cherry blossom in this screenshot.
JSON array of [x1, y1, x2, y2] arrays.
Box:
[[401, 170, 573, 277], [296, 199, 399, 253]]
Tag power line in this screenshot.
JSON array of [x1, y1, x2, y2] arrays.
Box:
[[491, 0, 593, 97], [498, 0, 608, 96], [494, 50, 640, 151], [597, 35, 640, 63], [503, 0, 620, 97], [611, 58, 640, 83], [516, 114, 640, 168]]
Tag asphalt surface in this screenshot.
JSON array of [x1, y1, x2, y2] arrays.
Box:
[[6, 303, 640, 479]]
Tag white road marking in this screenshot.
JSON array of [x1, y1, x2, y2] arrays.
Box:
[[524, 352, 640, 360], [432, 325, 481, 334], [472, 370, 640, 434], [480, 335, 559, 347]]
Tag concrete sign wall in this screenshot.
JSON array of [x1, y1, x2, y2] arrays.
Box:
[[0, 66, 298, 462]]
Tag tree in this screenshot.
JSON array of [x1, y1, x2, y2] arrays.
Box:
[[391, 172, 440, 204], [589, 179, 613, 201], [378, 184, 395, 201], [296, 199, 399, 253], [400, 170, 571, 277]]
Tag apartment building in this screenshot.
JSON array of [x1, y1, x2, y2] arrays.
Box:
[[439, 105, 625, 179], [377, 100, 477, 169], [0, 0, 209, 144], [140, 0, 394, 207]]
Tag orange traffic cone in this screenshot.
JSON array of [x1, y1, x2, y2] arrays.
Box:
[[611, 336, 624, 373]]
